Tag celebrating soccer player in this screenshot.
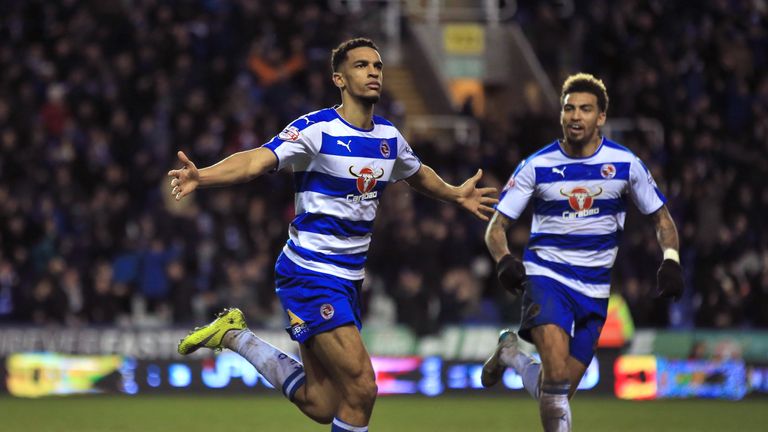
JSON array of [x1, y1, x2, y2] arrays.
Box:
[[169, 38, 497, 432], [480, 73, 684, 432]]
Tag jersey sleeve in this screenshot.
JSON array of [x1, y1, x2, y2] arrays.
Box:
[[261, 118, 318, 171], [629, 156, 666, 214], [496, 159, 535, 220], [390, 132, 421, 181]]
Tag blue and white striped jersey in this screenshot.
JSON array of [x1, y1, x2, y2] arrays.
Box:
[[497, 137, 666, 298], [262, 107, 421, 280]]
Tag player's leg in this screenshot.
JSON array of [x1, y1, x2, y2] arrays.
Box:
[[565, 300, 608, 400], [565, 356, 587, 400], [290, 342, 342, 423], [531, 324, 572, 432], [177, 307, 312, 403], [482, 275, 572, 402], [481, 329, 542, 400], [307, 323, 377, 431]]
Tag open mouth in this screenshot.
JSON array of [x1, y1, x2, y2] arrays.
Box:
[[568, 124, 584, 132]]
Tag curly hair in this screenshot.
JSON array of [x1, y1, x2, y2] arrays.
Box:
[[561, 73, 609, 113]]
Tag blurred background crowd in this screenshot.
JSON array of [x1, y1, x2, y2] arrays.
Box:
[[1, 0, 766, 332]]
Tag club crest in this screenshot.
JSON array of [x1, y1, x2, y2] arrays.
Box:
[[380, 140, 390, 158]]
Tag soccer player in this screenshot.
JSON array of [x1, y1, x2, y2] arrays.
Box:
[[480, 73, 684, 431], [169, 38, 497, 432]]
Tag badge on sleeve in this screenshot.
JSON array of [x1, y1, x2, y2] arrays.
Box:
[[279, 126, 301, 142]]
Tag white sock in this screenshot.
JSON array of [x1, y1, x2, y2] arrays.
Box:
[[521, 361, 542, 400], [500, 346, 533, 373], [227, 329, 306, 400], [539, 381, 572, 432], [331, 418, 368, 431], [500, 347, 541, 399]]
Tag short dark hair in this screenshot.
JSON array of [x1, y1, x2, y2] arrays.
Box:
[[331, 38, 379, 72], [561, 73, 609, 113]]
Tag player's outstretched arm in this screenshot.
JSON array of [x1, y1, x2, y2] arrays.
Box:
[[404, 165, 498, 221], [651, 205, 684, 301], [167, 148, 277, 201], [485, 211, 526, 295]]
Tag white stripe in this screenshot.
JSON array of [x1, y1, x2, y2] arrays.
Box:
[[282, 371, 306, 398], [295, 191, 379, 222], [290, 227, 372, 254], [532, 246, 618, 268], [308, 154, 397, 181], [282, 246, 365, 280], [530, 138, 635, 165], [537, 179, 626, 200], [332, 418, 369, 432], [532, 213, 626, 235], [523, 261, 610, 298]]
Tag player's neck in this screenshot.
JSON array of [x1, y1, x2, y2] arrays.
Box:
[[562, 135, 602, 158], [336, 97, 375, 130]]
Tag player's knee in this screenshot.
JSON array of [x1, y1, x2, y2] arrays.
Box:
[[346, 375, 378, 406]]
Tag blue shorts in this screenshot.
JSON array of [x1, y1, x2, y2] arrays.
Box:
[[518, 275, 608, 366], [274, 253, 363, 344]]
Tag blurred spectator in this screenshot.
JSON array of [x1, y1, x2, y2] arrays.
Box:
[[0, 0, 766, 332]]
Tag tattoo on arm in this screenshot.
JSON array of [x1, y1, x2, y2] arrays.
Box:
[[652, 206, 679, 251], [485, 212, 515, 262]]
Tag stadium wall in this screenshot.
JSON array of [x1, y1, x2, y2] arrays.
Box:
[[0, 326, 766, 400]]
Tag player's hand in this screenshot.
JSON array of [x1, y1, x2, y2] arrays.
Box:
[[497, 254, 526, 296], [167, 151, 200, 201], [656, 259, 684, 301], [456, 169, 498, 221]]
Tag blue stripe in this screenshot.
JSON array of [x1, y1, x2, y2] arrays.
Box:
[[282, 369, 305, 399], [602, 138, 633, 154], [526, 141, 561, 162], [287, 240, 367, 269], [541, 384, 571, 395], [288, 375, 306, 400], [291, 213, 374, 237], [533, 197, 626, 217], [528, 231, 621, 251], [294, 171, 388, 197], [319, 133, 397, 159], [373, 114, 394, 126], [523, 249, 611, 285], [654, 187, 667, 204], [534, 162, 630, 184]]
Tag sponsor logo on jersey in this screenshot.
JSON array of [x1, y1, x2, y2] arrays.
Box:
[[560, 186, 603, 218], [320, 304, 334, 320], [287, 309, 308, 338], [278, 126, 300, 142], [380, 140, 390, 158], [347, 166, 384, 202], [600, 163, 616, 179]]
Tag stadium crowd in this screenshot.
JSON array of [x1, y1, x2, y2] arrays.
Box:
[[0, 0, 766, 332]]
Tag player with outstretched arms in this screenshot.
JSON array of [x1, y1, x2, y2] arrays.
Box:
[[480, 73, 684, 431], [169, 38, 497, 432]]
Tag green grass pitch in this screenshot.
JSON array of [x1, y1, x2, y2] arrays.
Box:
[[1, 395, 765, 431]]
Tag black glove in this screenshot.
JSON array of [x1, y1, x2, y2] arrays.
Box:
[[497, 254, 526, 296], [656, 259, 684, 301]]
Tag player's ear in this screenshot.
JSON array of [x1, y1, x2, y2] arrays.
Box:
[[332, 71, 345, 89], [597, 111, 607, 127]]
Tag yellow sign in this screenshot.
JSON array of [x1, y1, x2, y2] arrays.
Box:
[[443, 24, 485, 55], [6, 353, 123, 398]]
